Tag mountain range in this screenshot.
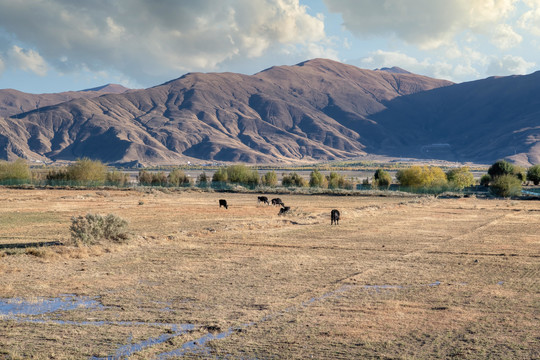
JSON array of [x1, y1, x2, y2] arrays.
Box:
[[0, 59, 538, 166]]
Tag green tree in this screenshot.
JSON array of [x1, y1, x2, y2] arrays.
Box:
[[490, 174, 522, 197], [261, 170, 278, 186], [212, 167, 228, 183], [168, 169, 190, 187], [372, 169, 392, 189], [488, 160, 514, 179], [396, 166, 447, 188], [480, 174, 491, 187], [282, 172, 307, 187], [0, 158, 31, 181], [106, 170, 130, 186], [309, 169, 328, 188], [197, 172, 209, 186], [226, 165, 259, 186], [446, 167, 475, 190], [527, 165, 540, 185], [138, 170, 153, 185], [67, 158, 107, 184]]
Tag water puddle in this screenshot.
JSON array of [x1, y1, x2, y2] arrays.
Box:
[[0, 294, 103, 318]]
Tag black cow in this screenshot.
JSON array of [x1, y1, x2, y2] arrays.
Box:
[[258, 196, 269, 205], [219, 199, 228, 209], [271, 198, 284, 206], [278, 206, 290, 215], [331, 209, 340, 225]]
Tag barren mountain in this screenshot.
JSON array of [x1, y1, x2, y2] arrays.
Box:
[[0, 84, 130, 118], [0, 59, 451, 164], [2, 59, 539, 166], [372, 72, 540, 165]]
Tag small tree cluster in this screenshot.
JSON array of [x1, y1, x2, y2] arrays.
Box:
[[0, 158, 31, 181], [211, 165, 259, 186], [485, 160, 523, 197], [372, 169, 392, 189], [282, 172, 307, 187], [70, 213, 130, 246], [260, 170, 278, 186], [446, 167, 475, 190], [327, 172, 354, 189], [309, 169, 328, 188], [527, 165, 540, 185], [168, 169, 191, 187], [396, 166, 448, 188], [106, 170, 130, 186]]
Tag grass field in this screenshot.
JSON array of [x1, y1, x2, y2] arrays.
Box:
[[0, 187, 538, 359]]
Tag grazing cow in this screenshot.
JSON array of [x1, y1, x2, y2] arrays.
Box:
[[271, 198, 284, 206], [219, 199, 228, 209], [331, 209, 340, 225], [278, 206, 291, 215], [257, 196, 269, 205]]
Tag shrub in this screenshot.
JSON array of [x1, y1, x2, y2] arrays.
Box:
[[513, 165, 527, 182], [197, 172, 209, 186], [67, 158, 107, 184], [212, 167, 228, 183], [488, 160, 514, 179], [527, 165, 540, 185], [309, 169, 328, 188], [168, 169, 191, 187], [446, 167, 475, 190], [138, 170, 153, 185], [396, 166, 447, 188], [0, 158, 31, 181], [106, 170, 130, 186], [282, 172, 307, 187], [226, 165, 259, 186], [70, 213, 130, 246], [327, 171, 354, 190], [480, 174, 491, 187], [261, 170, 278, 187], [490, 174, 522, 197], [372, 169, 392, 189]]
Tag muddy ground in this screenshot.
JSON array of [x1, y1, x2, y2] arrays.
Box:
[[0, 188, 538, 359]]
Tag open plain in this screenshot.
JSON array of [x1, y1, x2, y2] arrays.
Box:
[[0, 187, 539, 359]]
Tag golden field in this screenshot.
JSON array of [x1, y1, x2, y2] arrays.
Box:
[[0, 187, 538, 359]]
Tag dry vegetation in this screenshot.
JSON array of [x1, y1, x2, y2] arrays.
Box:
[[0, 187, 538, 359]]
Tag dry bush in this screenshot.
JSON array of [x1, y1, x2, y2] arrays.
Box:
[[69, 213, 130, 246]]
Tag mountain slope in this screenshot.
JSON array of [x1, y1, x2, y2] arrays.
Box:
[[1, 59, 452, 164], [371, 72, 540, 165]]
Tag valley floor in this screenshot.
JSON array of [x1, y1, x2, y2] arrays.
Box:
[[0, 188, 538, 359]]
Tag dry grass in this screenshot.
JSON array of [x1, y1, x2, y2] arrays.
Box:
[[0, 188, 538, 359]]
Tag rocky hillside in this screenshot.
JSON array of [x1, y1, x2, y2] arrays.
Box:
[[0, 59, 451, 164]]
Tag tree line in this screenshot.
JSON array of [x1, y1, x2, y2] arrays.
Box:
[[1, 158, 539, 197]]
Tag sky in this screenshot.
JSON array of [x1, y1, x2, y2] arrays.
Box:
[[0, 0, 539, 93]]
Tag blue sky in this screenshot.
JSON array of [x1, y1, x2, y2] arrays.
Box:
[[0, 0, 539, 93]]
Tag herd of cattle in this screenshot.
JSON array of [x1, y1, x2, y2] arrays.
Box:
[[218, 196, 340, 225]]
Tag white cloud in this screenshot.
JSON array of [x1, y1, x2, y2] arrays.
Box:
[[0, 0, 330, 85], [359, 48, 490, 82], [487, 54, 536, 75], [324, 0, 519, 49], [491, 24, 523, 49], [7, 46, 48, 76], [518, 0, 540, 36]]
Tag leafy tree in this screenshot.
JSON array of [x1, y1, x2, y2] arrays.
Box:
[[282, 172, 307, 187], [138, 170, 153, 185], [168, 169, 190, 186], [488, 160, 514, 179], [0, 158, 31, 181], [261, 171, 278, 186], [67, 158, 107, 184], [197, 172, 209, 186], [397, 166, 447, 188], [480, 174, 491, 187], [490, 174, 522, 197], [226, 165, 259, 186], [527, 165, 540, 185], [327, 171, 354, 189], [106, 170, 130, 186], [151, 171, 168, 186], [212, 167, 228, 183], [446, 167, 475, 190], [372, 169, 392, 189], [309, 169, 328, 188]]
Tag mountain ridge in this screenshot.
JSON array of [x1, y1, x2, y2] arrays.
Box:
[[1, 59, 538, 166]]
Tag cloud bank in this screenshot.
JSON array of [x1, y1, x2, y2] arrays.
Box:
[[0, 0, 330, 85]]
